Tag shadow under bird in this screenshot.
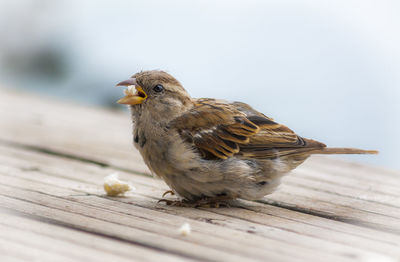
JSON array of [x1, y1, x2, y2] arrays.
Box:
[[116, 70, 378, 207]]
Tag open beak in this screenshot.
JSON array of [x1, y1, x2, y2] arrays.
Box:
[[116, 78, 147, 105]]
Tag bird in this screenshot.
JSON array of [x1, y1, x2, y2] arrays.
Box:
[[116, 70, 378, 207]]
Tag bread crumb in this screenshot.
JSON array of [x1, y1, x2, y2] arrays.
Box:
[[103, 173, 135, 196], [178, 223, 191, 236]]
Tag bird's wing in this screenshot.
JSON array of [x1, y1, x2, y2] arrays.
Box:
[[169, 99, 326, 160]]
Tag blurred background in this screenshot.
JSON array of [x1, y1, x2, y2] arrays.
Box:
[[0, 0, 399, 169]]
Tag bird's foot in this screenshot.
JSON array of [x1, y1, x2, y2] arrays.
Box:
[[157, 195, 232, 208], [157, 199, 196, 207]]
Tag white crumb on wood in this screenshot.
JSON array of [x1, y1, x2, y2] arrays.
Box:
[[178, 223, 191, 236], [103, 173, 135, 196]]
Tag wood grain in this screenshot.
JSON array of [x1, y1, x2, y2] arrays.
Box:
[[0, 88, 399, 262]]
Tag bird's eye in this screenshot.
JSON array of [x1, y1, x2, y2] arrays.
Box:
[[153, 84, 164, 93]]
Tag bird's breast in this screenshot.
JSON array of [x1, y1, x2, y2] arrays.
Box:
[[133, 124, 183, 178]]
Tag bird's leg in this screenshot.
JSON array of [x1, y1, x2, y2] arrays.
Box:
[[162, 190, 175, 197], [158, 195, 233, 208]]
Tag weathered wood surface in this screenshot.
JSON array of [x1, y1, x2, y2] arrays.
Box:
[[0, 88, 399, 262]]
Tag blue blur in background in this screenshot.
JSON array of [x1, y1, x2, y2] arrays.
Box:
[[0, 0, 399, 169]]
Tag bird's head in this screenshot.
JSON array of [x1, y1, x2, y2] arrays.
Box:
[[116, 70, 192, 121]]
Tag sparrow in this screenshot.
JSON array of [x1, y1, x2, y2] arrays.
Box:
[[116, 70, 378, 207]]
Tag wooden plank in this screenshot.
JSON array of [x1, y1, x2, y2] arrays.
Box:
[[1, 142, 399, 236], [1, 88, 398, 181], [0, 195, 257, 262], [0, 236, 76, 262], [304, 156, 400, 177], [1, 143, 400, 240], [0, 223, 135, 262], [0, 211, 194, 262], [73, 196, 400, 257], [0, 144, 399, 260], [0, 176, 356, 262], [1, 89, 400, 262], [268, 183, 400, 220], [293, 168, 400, 198], [301, 157, 400, 185], [1, 90, 398, 210], [0, 89, 148, 173], [283, 176, 400, 208], [3, 160, 399, 252]]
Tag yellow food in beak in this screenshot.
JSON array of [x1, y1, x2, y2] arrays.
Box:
[[117, 86, 147, 105]]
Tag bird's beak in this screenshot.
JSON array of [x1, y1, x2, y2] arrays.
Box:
[[116, 78, 148, 105]]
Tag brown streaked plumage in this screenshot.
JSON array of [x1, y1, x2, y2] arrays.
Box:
[[117, 70, 378, 207]]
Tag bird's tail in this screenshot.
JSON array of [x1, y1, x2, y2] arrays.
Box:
[[311, 147, 378, 155]]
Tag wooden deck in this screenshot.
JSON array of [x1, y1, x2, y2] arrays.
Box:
[[0, 88, 399, 262]]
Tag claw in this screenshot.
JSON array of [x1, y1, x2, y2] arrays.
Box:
[[162, 190, 175, 198], [157, 199, 173, 205]]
